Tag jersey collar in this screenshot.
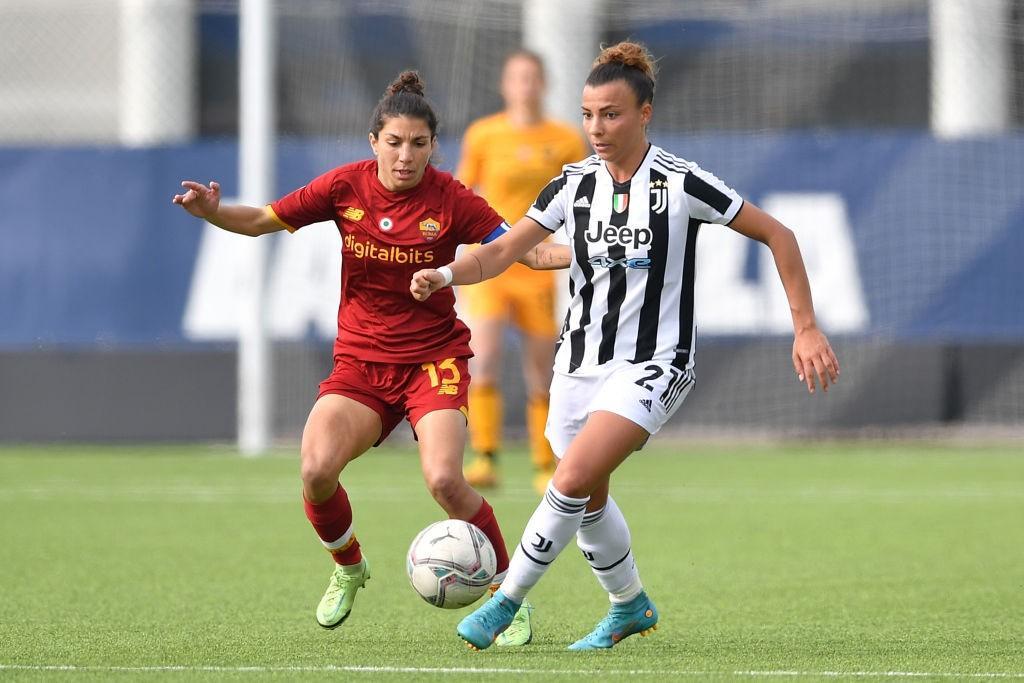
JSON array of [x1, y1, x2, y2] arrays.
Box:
[[603, 142, 655, 189]]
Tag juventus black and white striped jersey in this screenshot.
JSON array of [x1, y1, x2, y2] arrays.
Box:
[[526, 144, 743, 375]]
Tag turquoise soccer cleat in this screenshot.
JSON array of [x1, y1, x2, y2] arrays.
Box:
[[567, 591, 658, 650], [456, 589, 521, 650], [315, 557, 370, 629]]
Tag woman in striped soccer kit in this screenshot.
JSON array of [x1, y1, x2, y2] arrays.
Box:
[[411, 41, 840, 651]]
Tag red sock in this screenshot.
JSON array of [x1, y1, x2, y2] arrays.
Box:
[[303, 484, 362, 566], [466, 498, 510, 575]]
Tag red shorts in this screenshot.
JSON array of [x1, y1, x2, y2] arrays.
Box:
[[317, 355, 471, 445]]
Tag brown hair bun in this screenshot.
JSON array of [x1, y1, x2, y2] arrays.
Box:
[[593, 42, 657, 80], [386, 70, 426, 98]]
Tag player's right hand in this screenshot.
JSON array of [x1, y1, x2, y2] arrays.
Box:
[[410, 269, 445, 302], [172, 180, 220, 220]]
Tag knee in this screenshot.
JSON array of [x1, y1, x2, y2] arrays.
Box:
[[551, 465, 591, 499], [423, 470, 466, 508], [300, 446, 341, 500]]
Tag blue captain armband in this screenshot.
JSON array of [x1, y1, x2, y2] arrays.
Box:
[[480, 221, 511, 244]]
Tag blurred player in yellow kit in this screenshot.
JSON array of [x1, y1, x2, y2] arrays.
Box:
[[457, 50, 587, 494]]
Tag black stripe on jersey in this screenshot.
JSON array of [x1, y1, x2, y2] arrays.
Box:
[[673, 217, 702, 370], [533, 174, 567, 212], [654, 152, 689, 174], [597, 184, 631, 364], [684, 171, 732, 215], [568, 173, 597, 373], [655, 150, 694, 169], [554, 312, 569, 357], [632, 168, 670, 363], [564, 155, 600, 173]]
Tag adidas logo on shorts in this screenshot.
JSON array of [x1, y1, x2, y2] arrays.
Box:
[[638, 398, 652, 412], [573, 196, 591, 208]]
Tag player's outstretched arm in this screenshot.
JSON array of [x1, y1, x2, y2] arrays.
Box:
[[410, 217, 551, 301], [728, 201, 840, 394], [172, 180, 285, 237], [518, 241, 571, 271]]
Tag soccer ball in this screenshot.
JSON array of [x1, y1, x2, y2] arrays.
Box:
[[406, 520, 497, 609]]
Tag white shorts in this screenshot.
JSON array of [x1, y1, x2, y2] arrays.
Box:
[[544, 360, 695, 458]]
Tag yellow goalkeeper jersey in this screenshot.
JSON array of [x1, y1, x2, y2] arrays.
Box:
[[457, 113, 587, 283]]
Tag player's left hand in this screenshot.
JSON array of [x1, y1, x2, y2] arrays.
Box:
[[410, 269, 445, 301], [792, 326, 839, 394]]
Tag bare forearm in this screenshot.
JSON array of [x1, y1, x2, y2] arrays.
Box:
[[206, 205, 280, 237], [448, 243, 520, 285], [767, 228, 817, 332], [448, 219, 551, 285], [518, 242, 571, 270]]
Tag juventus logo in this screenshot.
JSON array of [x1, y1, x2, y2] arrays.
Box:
[[581, 550, 596, 561], [530, 533, 553, 553], [650, 179, 668, 214]]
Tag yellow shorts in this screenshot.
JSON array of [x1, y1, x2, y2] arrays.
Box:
[[461, 263, 558, 338]]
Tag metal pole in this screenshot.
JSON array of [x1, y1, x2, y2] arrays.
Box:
[[931, 0, 1010, 138], [119, 0, 196, 146], [238, 0, 275, 455]]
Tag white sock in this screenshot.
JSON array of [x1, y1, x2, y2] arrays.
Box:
[[576, 496, 643, 604], [500, 482, 589, 602]]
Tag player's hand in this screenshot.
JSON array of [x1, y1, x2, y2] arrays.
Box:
[[410, 269, 446, 301], [792, 325, 839, 394], [172, 180, 221, 220]]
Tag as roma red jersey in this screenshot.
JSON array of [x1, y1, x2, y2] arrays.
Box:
[[269, 160, 503, 363]]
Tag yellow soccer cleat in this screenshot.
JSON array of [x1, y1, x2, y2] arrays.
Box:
[[495, 600, 534, 646], [315, 558, 370, 629]]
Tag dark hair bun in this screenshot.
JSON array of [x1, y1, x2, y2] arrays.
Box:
[[593, 42, 657, 80], [387, 70, 426, 97]]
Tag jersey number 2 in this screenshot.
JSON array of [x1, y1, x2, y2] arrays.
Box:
[[634, 364, 681, 392]]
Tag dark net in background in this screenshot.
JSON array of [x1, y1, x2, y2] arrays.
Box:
[[190, 0, 1022, 440]]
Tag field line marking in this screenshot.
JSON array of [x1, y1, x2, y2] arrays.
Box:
[[1, 664, 1022, 678]]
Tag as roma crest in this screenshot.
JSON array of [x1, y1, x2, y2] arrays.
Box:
[[418, 217, 441, 242]]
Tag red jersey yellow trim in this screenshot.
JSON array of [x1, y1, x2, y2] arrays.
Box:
[[264, 204, 296, 232]]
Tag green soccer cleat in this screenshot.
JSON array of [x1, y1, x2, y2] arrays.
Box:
[[495, 600, 534, 647], [456, 589, 520, 650], [567, 591, 658, 650], [315, 557, 370, 629]]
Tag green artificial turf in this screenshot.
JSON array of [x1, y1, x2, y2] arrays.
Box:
[[1, 442, 1022, 681]]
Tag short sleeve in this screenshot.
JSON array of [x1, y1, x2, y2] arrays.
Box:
[[455, 122, 484, 188], [525, 173, 569, 233], [451, 179, 505, 244], [683, 164, 743, 225], [268, 170, 337, 233]]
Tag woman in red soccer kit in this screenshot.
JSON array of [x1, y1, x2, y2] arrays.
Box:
[[172, 72, 564, 630]]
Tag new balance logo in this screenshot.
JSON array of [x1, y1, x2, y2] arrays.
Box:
[[530, 533, 553, 553], [639, 398, 652, 412], [573, 196, 591, 209], [342, 206, 364, 221]]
